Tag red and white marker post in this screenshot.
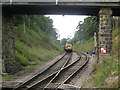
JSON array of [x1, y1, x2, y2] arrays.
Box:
[[101, 48, 106, 53]]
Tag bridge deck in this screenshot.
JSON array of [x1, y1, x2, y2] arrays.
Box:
[[1, 0, 120, 15], [1, 0, 120, 3]]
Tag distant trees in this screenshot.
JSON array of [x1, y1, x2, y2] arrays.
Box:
[[30, 15, 58, 40], [13, 15, 59, 41], [71, 16, 98, 43], [11, 15, 62, 74], [61, 38, 67, 45]]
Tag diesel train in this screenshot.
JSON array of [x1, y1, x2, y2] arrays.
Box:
[[64, 43, 73, 52]]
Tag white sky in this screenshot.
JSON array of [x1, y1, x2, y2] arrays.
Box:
[[46, 15, 88, 40]]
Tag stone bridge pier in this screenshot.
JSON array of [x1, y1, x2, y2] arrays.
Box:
[[0, 3, 2, 74], [1, 12, 22, 74], [98, 8, 113, 64], [2, 13, 15, 73]]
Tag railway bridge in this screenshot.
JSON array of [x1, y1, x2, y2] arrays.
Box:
[[0, 0, 120, 73]]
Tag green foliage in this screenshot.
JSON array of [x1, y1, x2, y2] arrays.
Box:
[[73, 37, 94, 53], [14, 15, 58, 41], [2, 74, 12, 81], [15, 51, 29, 66], [61, 38, 67, 45], [72, 16, 98, 43], [29, 15, 58, 40], [72, 17, 119, 88], [83, 19, 119, 88], [13, 15, 27, 26], [13, 15, 62, 70], [112, 24, 120, 56], [92, 58, 118, 88], [15, 40, 38, 63]]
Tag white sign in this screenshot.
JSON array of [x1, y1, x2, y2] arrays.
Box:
[[101, 48, 106, 53]]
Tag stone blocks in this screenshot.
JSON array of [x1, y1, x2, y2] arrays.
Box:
[[99, 8, 112, 54], [98, 8, 113, 64]]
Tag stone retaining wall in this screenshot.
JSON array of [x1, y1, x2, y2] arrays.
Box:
[[2, 13, 22, 74]]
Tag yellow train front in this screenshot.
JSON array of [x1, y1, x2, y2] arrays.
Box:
[[64, 43, 73, 52]]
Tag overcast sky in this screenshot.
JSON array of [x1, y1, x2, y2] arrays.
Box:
[[46, 15, 88, 40]]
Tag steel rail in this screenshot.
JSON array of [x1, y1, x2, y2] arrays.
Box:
[[14, 52, 67, 90], [44, 52, 89, 90], [26, 52, 81, 90], [43, 52, 83, 89], [15, 52, 74, 90], [43, 52, 72, 89], [57, 53, 89, 89]]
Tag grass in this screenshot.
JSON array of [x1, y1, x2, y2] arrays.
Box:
[[3, 21, 62, 80], [73, 25, 119, 88], [112, 27, 119, 56], [82, 26, 119, 88], [2, 74, 12, 81], [92, 57, 118, 88], [73, 37, 94, 53], [14, 24, 62, 66]]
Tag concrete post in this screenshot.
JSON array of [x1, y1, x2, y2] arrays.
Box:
[[94, 32, 97, 52], [99, 8, 112, 65]]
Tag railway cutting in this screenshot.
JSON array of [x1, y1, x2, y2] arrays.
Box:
[[2, 51, 95, 90]]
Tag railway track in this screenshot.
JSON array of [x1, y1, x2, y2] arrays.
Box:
[[65, 52, 90, 87], [1, 51, 89, 90], [14, 51, 79, 90], [25, 52, 89, 90], [44, 52, 89, 90]]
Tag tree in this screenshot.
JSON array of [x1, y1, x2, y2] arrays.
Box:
[[61, 38, 67, 45], [72, 16, 98, 43]]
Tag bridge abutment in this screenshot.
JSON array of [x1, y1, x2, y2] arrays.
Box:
[[0, 3, 2, 74], [98, 8, 113, 65], [2, 13, 22, 74]]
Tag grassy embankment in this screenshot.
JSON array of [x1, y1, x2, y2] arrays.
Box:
[[3, 16, 62, 80], [73, 27, 119, 88], [73, 37, 94, 53], [14, 25, 62, 66]]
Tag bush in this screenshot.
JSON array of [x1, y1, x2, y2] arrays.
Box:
[[15, 51, 29, 66]]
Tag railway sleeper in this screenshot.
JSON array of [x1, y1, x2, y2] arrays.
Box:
[[45, 83, 80, 90]]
